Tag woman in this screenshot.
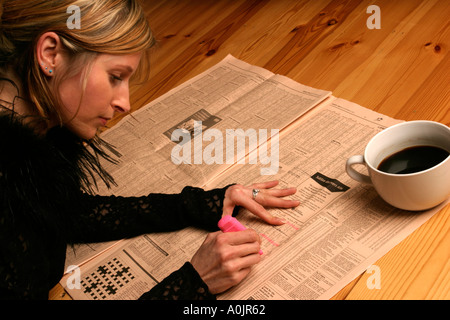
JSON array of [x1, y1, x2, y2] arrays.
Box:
[[0, 0, 299, 299]]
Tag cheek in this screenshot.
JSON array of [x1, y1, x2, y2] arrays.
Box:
[[82, 69, 113, 112], [81, 77, 112, 112], [59, 72, 112, 119], [58, 75, 83, 119]]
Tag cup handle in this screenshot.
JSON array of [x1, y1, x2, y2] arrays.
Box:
[[346, 155, 372, 184]]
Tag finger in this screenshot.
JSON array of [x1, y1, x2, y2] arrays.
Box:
[[248, 184, 297, 202], [252, 187, 299, 208], [228, 266, 253, 286], [224, 229, 261, 246], [231, 240, 262, 258], [256, 195, 300, 209], [227, 251, 262, 273], [219, 231, 262, 260], [238, 196, 285, 225], [262, 187, 298, 198], [236, 253, 262, 269], [249, 180, 279, 190], [222, 202, 237, 216]]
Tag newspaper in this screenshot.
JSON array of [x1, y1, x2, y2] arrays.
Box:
[[61, 55, 448, 300]]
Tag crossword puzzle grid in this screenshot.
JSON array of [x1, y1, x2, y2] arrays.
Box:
[[81, 257, 135, 300]]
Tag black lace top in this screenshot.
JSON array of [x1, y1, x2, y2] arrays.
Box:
[[0, 111, 233, 300]]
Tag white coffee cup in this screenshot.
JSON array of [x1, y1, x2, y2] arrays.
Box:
[[346, 120, 450, 211]]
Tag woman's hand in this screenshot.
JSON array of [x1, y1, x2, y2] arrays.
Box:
[[190, 229, 262, 294], [192, 180, 299, 295], [222, 180, 299, 225]]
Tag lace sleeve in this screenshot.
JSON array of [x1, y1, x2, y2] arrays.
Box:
[[138, 262, 215, 300], [72, 185, 235, 244]]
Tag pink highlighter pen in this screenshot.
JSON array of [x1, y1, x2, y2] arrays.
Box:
[[218, 215, 263, 255]]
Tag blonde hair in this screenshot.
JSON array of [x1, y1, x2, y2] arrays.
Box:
[[0, 0, 155, 126]]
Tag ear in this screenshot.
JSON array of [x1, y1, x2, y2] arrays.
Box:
[[36, 32, 64, 77]]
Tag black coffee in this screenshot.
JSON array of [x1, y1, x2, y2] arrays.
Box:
[[377, 145, 449, 174]]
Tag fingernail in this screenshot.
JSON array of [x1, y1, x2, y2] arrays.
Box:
[[275, 217, 287, 224]]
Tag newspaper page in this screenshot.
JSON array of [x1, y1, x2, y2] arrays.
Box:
[[61, 56, 447, 300], [207, 97, 448, 299]]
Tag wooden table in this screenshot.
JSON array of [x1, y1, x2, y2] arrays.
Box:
[[50, 0, 449, 300]]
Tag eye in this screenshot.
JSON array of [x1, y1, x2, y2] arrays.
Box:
[[109, 74, 123, 84]]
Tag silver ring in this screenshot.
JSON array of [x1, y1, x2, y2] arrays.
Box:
[[252, 189, 260, 200]]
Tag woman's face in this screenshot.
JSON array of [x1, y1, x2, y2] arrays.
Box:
[[58, 53, 142, 139]]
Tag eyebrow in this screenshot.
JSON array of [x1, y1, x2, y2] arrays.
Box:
[[116, 65, 134, 73]]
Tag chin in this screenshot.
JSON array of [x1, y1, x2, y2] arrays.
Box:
[[81, 130, 98, 140], [67, 125, 98, 140]]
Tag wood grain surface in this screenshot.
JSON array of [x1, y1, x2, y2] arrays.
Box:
[[50, 0, 449, 300]]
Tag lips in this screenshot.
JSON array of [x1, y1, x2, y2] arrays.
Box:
[[99, 117, 111, 126]]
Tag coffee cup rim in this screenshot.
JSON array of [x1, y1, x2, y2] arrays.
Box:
[[364, 120, 450, 176]]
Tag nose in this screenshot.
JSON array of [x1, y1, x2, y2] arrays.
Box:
[[112, 85, 131, 114], [113, 103, 130, 114]]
